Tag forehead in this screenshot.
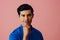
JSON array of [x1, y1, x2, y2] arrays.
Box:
[[20, 10, 32, 15]]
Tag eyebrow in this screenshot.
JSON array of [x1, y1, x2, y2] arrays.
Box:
[[27, 13, 32, 16]]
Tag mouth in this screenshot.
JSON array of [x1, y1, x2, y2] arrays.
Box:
[[25, 21, 29, 24], [22, 21, 31, 26]]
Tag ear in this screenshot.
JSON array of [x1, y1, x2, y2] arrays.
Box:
[[18, 15, 20, 17], [32, 14, 34, 18], [18, 16, 20, 22]]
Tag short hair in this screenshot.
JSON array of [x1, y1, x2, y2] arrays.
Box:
[[17, 4, 34, 16]]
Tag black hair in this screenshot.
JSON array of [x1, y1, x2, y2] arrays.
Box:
[[17, 4, 34, 16]]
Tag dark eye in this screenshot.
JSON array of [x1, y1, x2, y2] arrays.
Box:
[[22, 15, 25, 17], [28, 14, 32, 16]]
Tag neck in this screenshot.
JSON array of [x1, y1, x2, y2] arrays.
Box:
[[22, 24, 31, 28]]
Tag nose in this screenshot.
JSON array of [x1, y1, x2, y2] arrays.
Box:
[[25, 16, 28, 21]]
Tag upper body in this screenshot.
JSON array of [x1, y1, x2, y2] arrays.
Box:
[[9, 25, 43, 40], [9, 4, 43, 40]]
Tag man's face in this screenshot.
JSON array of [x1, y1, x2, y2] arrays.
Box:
[[19, 10, 33, 27]]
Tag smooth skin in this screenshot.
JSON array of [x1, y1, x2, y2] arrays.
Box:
[[19, 10, 34, 40]]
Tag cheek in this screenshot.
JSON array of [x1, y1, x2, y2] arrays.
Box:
[[28, 17, 33, 21], [20, 17, 24, 22]]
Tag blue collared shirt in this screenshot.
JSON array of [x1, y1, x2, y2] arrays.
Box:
[[9, 25, 43, 40]]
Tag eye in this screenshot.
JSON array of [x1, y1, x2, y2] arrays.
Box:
[[27, 14, 32, 16], [21, 15, 25, 17]]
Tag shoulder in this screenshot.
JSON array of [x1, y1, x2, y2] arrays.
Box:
[[10, 26, 22, 35], [9, 25, 23, 40]]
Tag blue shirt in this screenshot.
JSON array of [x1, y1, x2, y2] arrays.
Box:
[[9, 25, 43, 40]]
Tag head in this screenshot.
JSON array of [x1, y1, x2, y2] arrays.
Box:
[[17, 4, 34, 26]]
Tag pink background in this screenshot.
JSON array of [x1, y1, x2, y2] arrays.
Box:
[[0, 0, 60, 40]]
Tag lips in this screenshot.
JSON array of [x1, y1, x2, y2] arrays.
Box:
[[25, 21, 29, 23]]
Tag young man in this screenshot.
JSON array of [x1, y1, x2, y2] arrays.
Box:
[[9, 4, 43, 40]]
